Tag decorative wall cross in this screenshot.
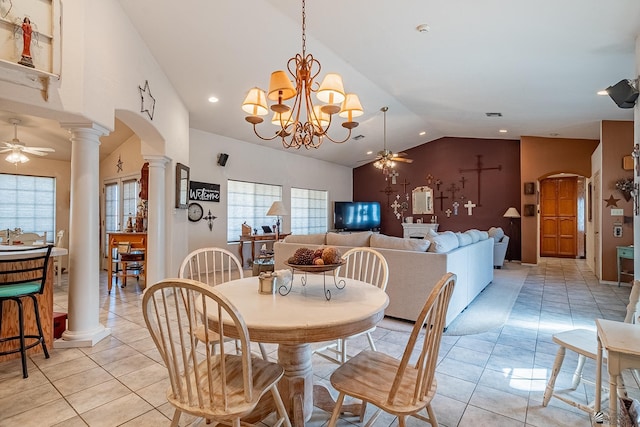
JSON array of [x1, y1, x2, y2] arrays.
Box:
[[435, 191, 449, 211], [380, 185, 394, 196], [204, 210, 217, 231], [452, 201, 459, 215], [425, 174, 434, 185], [464, 200, 477, 215], [399, 179, 411, 194], [447, 182, 460, 201], [388, 169, 399, 184], [459, 155, 501, 207], [459, 176, 467, 188], [435, 179, 442, 190], [445, 208, 452, 218]]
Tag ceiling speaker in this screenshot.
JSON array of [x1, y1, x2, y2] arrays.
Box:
[[607, 79, 639, 109], [217, 153, 229, 166]]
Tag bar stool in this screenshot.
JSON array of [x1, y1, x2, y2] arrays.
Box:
[[0, 245, 53, 378]]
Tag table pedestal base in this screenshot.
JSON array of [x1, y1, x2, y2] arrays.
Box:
[[278, 343, 313, 426]]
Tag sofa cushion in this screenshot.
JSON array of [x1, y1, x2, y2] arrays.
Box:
[[464, 229, 481, 243], [488, 226, 505, 242], [478, 230, 489, 240], [427, 232, 459, 253], [326, 231, 372, 247], [370, 234, 430, 252], [455, 232, 473, 247], [283, 233, 326, 245]]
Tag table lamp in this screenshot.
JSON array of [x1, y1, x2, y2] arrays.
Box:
[[266, 201, 288, 240]]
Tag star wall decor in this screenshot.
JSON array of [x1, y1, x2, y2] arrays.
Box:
[[116, 155, 123, 173], [138, 80, 155, 120], [605, 194, 620, 208]]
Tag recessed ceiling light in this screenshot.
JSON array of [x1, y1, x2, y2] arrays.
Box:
[[499, 129, 507, 133], [597, 90, 609, 96], [485, 112, 502, 117], [416, 24, 430, 33], [208, 96, 219, 103], [419, 131, 426, 136], [353, 135, 365, 141], [549, 133, 559, 137], [366, 151, 373, 155]]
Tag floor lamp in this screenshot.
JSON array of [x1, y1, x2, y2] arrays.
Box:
[[503, 207, 521, 261], [266, 201, 288, 241]]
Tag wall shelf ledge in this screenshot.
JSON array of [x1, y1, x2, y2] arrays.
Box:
[[0, 59, 59, 101]]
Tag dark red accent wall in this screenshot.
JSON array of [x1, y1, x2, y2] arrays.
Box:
[[353, 137, 522, 260]]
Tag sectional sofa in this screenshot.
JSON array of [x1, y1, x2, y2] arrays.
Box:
[[274, 230, 494, 327]]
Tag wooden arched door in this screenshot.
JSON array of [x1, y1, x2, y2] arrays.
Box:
[[540, 177, 577, 257]]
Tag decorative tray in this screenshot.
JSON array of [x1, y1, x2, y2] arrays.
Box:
[[285, 260, 344, 273]]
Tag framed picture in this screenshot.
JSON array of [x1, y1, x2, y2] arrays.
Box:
[[175, 163, 190, 209], [524, 204, 536, 217], [623, 155, 634, 171], [524, 182, 535, 195]]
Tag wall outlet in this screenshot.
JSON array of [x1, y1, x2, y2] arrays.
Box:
[[611, 208, 624, 216]]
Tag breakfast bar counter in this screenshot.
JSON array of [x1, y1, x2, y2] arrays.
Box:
[[0, 246, 67, 363]]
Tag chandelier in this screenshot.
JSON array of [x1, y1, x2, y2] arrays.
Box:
[[241, 0, 363, 149], [5, 149, 29, 165]]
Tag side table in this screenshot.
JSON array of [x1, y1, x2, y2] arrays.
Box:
[[617, 245, 634, 286]]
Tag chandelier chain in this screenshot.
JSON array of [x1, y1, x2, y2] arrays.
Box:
[[301, 0, 307, 56]]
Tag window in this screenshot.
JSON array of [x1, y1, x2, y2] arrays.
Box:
[[291, 188, 328, 235], [227, 180, 282, 242], [103, 175, 139, 253], [0, 173, 55, 241]]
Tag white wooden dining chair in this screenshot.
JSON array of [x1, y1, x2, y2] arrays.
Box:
[[328, 272, 456, 427], [142, 278, 291, 427], [542, 280, 640, 414], [314, 247, 389, 364], [179, 247, 269, 360]]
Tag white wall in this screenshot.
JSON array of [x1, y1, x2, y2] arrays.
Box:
[[188, 129, 353, 261]]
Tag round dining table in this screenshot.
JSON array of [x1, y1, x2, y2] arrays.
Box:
[[203, 273, 389, 426]]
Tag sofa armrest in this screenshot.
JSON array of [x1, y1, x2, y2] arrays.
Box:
[[493, 235, 509, 268]]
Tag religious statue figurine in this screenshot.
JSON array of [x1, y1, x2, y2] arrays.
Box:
[[17, 17, 35, 68]]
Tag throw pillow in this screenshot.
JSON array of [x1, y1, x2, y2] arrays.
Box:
[[455, 232, 473, 247], [427, 232, 459, 253], [326, 231, 372, 247], [370, 234, 430, 252], [283, 233, 327, 245], [488, 226, 505, 242]]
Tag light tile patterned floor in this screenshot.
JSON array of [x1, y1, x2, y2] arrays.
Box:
[[0, 258, 635, 426]]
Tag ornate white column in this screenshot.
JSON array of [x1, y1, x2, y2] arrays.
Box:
[[634, 34, 640, 280], [144, 155, 170, 285], [56, 122, 111, 348]]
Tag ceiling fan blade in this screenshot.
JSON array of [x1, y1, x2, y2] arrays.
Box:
[[0, 148, 10, 153], [393, 152, 409, 157], [25, 146, 55, 152], [392, 157, 414, 163], [22, 149, 47, 156]]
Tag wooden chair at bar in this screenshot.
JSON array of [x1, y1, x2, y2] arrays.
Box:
[[0, 245, 53, 378]]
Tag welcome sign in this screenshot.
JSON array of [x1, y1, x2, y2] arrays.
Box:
[[189, 181, 220, 202]]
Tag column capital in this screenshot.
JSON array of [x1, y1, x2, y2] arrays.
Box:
[[59, 121, 110, 137], [144, 155, 171, 167]]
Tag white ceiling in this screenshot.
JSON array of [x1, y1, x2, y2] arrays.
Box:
[[2, 1, 640, 166]]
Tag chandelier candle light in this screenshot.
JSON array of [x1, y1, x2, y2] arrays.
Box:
[[241, 0, 363, 149]]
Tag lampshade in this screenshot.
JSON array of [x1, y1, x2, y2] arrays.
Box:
[[266, 201, 288, 216], [271, 110, 293, 126], [503, 207, 521, 218], [338, 93, 364, 120], [312, 105, 330, 128], [267, 71, 297, 101], [241, 87, 269, 116], [316, 73, 346, 104]]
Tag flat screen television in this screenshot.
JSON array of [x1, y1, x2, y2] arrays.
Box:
[[334, 201, 381, 231]]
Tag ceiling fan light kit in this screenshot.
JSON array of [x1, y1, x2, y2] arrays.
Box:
[[241, 0, 363, 149], [1, 118, 55, 165]]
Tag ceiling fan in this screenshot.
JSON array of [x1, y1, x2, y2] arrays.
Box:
[[373, 107, 413, 172], [0, 118, 55, 164]]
